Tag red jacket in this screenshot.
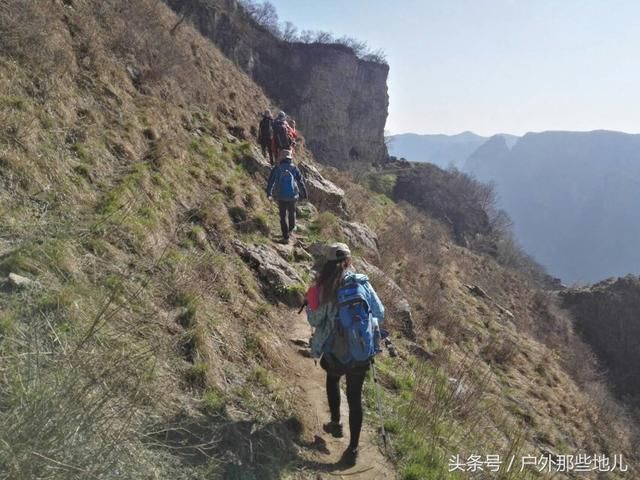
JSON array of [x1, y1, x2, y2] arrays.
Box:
[[272, 120, 295, 153]]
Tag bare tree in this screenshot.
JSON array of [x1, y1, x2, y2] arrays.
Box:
[[362, 49, 388, 64], [282, 21, 298, 42], [299, 29, 314, 43], [384, 129, 395, 150], [238, 1, 388, 65], [336, 35, 368, 57], [239, 0, 281, 37], [313, 30, 334, 43]]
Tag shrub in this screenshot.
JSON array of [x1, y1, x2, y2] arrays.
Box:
[[481, 334, 517, 366], [95, 0, 190, 85], [392, 164, 496, 246], [202, 388, 226, 416], [238, 0, 281, 37], [0, 1, 71, 76], [391, 164, 551, 284], [368, 173, 397, 196], [0, 306, 171, 479]]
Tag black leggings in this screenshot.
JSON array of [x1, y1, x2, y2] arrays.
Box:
[[326, 371, 367, 449], [278, 200, 296, 238]]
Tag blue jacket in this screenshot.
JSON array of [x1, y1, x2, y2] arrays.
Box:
[[305, 271, 385, 359], [266, 159, 307, 200]]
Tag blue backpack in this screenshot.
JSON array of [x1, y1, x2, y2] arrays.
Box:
[[329, 280, 375, 364], [276, 164, 298, 200]]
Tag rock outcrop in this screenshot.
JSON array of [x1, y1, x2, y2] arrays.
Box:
[[233, 240, 304, 306], [560, 275, 640, 404], [339, 220, 380, 262], [166, 0, 389, 168], [8, 272, 36, 288], [238, 145, 272, 178], [299, 163, 346, 215]]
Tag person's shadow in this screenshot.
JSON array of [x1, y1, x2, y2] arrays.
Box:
[[146, 414, 347, 479]]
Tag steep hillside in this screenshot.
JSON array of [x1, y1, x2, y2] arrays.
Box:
[[166, 0, 389, 169], [0, 2, 638, 480], [560, 276, 640, 407], [465, 130, 640, 283]]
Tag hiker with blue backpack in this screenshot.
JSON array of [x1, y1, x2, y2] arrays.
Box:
[[266, 149, 308, 243], [305, 243, 385, 467]]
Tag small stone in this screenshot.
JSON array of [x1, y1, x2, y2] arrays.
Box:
[[8, 273, 35, 287], [294, 247, 313, 262]]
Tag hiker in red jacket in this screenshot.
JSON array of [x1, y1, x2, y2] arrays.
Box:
[[271, 111, 294, 160]]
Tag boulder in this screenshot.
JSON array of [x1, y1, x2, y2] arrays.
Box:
[[356, 259, 416, 340], [339, 220, 380, 262], [232, 241, 304, 306], [271, 243, 295, 262], [298, 162, 347, 216], [296, 202, 318, 220], [272, 242, 313, 265]]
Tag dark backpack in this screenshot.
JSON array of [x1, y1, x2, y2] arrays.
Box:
[[273, 120, 292, 149], [328, 280, 375, 364], [259, 117, 272, 141], [275, 164, 298, 200]]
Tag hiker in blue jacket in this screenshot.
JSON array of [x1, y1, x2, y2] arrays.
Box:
[[305, 243, 385, 467], [266, 149, 307, 242]]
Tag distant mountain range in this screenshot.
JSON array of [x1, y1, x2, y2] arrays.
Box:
[[387, 131, 518, 169], [388, 130, 640, 283]]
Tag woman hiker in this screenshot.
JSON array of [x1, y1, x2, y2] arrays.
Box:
[[304, 243, 385, 467]]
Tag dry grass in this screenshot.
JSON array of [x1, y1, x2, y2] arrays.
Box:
[[0, 0, 314, 477]]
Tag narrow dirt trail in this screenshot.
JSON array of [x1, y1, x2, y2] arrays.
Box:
[[286, 312, 397, 479]]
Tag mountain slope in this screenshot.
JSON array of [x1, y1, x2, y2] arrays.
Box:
[[388, 132, 487, 168], [561, 276, 640, 406], [465, 130, 640, 283], [387, 132, 518, 169], [0, 2, 638, 479]]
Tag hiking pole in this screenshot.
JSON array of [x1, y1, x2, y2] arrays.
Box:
[[370, 358, 389, 452], [297, 298, 308, 314]]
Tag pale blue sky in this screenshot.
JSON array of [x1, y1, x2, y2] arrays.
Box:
[[267, 0, 640, 136]]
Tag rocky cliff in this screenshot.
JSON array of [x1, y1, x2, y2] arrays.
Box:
[[560, 276, 640, 405], [166, 0, 389, 169]]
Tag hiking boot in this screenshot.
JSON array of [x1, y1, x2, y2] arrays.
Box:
[[338, 446, 358, 468], [322, 421, 343, 438]]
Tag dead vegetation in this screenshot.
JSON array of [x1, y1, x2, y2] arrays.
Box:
[[326, 159, 639, 477]]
